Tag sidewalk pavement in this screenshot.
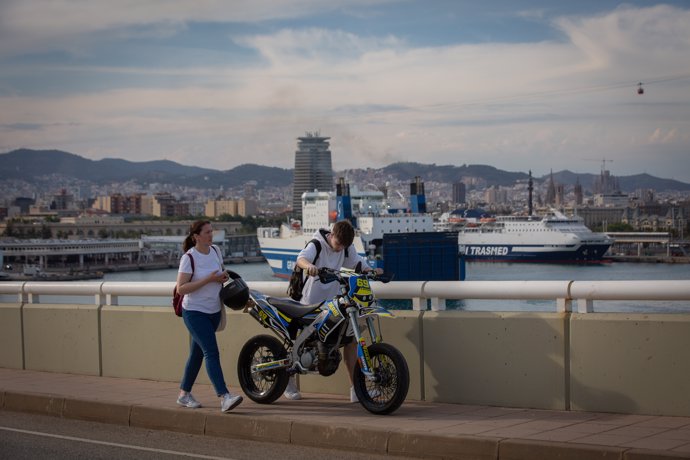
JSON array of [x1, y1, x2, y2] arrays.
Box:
[[1, 368, 689, 460]]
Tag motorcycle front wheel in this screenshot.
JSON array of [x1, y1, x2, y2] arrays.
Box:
[[237, 334, 289, 404], [353, 342, 409, 415]]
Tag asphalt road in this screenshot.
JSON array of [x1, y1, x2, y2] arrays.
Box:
[[0, 410, 418, 460]]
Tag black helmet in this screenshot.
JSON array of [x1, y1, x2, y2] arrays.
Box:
[[219, 270, 249, 310]]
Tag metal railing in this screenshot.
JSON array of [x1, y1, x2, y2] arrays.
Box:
[[2, 280, 689, 313]]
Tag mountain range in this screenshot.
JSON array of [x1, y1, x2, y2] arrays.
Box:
[[2, 148, 689, 193]]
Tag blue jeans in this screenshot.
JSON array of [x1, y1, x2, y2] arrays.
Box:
[[180, 309, 228, 396]]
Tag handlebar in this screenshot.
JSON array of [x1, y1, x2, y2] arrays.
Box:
[[317, 267, 393, 284]]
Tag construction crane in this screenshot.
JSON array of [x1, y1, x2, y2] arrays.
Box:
[[584, 158, 614, 173]]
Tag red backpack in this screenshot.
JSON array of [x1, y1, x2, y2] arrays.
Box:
[[172, 253, 195, 316]]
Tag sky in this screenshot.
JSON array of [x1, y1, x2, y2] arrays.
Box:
[[1, 0, 690, 182]]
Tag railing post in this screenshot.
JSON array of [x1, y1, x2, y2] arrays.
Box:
[[411, 296, 427, 311], [430, 297, 446, 311], [557, 298, 572, 313], [578, 299, 594, 313]]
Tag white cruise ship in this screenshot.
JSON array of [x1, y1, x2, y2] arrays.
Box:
[[457, 210, 614, 262]]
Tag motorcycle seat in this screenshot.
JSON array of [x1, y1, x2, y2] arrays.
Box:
[[266, 296, 323, 318]]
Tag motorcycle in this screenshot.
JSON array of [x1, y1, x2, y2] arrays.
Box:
[[237, 265, 409, 415]]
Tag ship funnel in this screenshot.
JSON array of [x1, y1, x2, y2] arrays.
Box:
[[528, 170, 533, 216], [336, 177, 354, 224], [409, 176, 427, 213]]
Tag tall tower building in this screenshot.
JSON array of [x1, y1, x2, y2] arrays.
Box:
[[555, 184, 565, 206], [292, 131, 333, 218], [574, 179, 583, 206], [452, 182, 466, 204], [545, 170, 557, 205]]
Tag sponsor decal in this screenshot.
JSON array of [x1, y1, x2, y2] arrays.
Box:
[[328, 301, 341, 317], [466, 246, 510, 256], [359, 337, 371, 373]]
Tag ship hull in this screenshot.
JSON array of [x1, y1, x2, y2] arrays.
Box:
[[259, 234, 367, 278], [460, 242, 612, 262], [258, 234, 311, 278]]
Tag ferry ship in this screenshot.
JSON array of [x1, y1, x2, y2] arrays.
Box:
[[456, 210, 614, 262], [258, 178, 449, 279]]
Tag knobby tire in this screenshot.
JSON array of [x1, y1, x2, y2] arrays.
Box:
[[236, 334, 289, 404]]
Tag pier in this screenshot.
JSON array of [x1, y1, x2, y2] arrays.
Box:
[[0, 233, 264, 278], [607, 231, 690, 259]]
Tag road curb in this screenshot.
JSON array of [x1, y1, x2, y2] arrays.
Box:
[[3, 391, 63, 417], [290, 420, 390, 454], [130, 405, 206, 435], [62, 397, 131, 426], [499, 438, 625, 459], [2, 391, 690, 459], [388, 431, 500, 459], [205, 412, 292, 444]]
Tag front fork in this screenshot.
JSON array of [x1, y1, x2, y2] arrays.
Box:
[[346, 306, 380, 380]]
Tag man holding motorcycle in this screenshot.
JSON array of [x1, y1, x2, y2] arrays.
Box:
[[284, 219, 382, 402]]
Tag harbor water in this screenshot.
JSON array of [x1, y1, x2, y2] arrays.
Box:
[[5, 260, 689, 313], [457, 261, 690, 313]]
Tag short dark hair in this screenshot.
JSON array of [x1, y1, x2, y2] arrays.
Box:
[[331, 220, 355, 247]]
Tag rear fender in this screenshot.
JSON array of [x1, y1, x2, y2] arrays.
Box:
[[248, 295, 291, 340]]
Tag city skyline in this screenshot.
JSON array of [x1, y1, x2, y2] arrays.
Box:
[[3, 147, 690, 193], [1, 1, 690, 182]]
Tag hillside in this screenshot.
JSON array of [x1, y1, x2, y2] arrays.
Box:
[[0, 149, 293, 188], [2, 148, 689, 192]]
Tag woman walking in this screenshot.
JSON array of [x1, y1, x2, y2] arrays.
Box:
[[176, 220, 243, 412]]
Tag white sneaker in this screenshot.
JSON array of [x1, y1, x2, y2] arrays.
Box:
[[283, 375, 301, 400], [176, 392, 201, 408], [350, 386, 381, 403], [220, 393, 243, 412]]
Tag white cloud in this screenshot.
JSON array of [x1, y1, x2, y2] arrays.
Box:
[[0, 0, 397, 57], [0, 2, 689, 181]]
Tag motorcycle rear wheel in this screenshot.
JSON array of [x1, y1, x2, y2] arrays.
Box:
[[353, 342, 409, 415], [237, 334, 289, 404]]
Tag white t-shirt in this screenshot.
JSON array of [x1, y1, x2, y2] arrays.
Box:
[[178, 246, 224, 314], [299, 229, 371, 305]]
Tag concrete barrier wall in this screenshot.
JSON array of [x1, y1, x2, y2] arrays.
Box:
[[100, 306, 190, 382], [423, 311, 567, 410], [570, 313, 690, 416], [0, 304, 23, 369], [22, 304, 101, 376], [4, 300, 690, 416]]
